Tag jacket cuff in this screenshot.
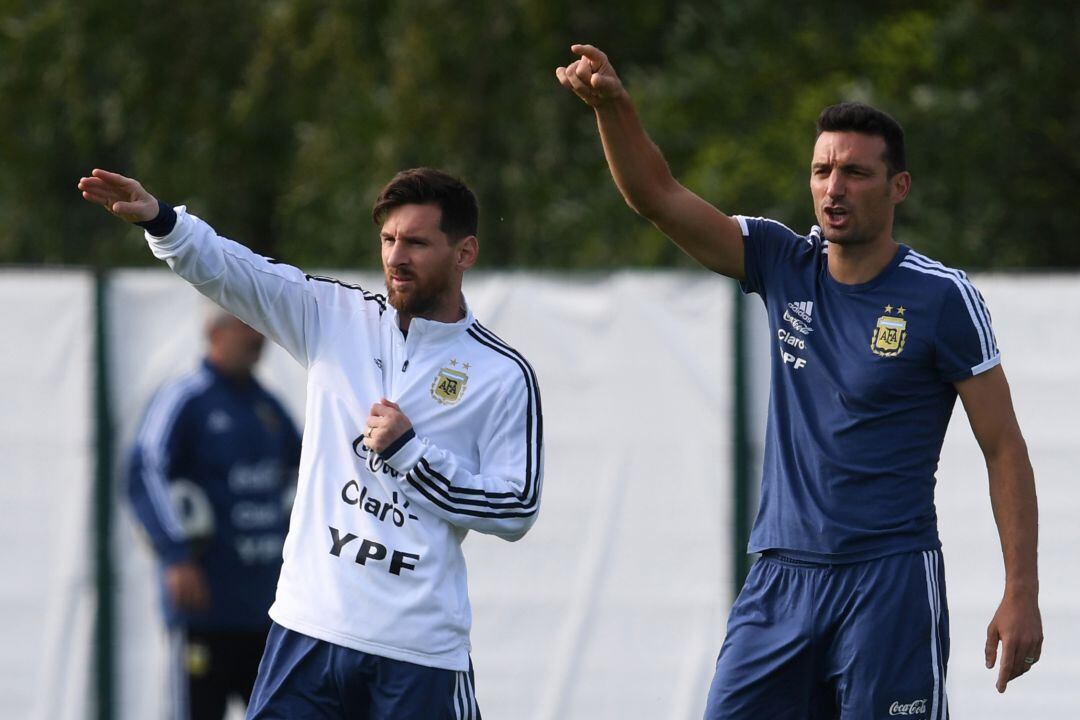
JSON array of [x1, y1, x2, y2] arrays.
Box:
[[144, 204, 190, 251], [377, 429, 425, 475], [136, 199, 178, 237]]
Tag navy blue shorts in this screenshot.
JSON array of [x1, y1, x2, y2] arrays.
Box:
[[246, 623, 481, 720], [705, 550, 949, 720]]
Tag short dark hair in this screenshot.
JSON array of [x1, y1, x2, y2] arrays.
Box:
[[816, 103, 906, 175], [372, 168, 479, 239]]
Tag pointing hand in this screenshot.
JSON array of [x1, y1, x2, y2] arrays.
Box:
[[555, 44, 625, 108]]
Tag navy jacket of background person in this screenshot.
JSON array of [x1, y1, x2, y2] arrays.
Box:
[[126, 359, 302, 631]]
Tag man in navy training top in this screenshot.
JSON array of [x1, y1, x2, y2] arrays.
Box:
[[558, 44, 1041, 718], [128, 308, 301, 720]]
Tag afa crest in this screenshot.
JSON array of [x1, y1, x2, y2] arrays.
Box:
[[431, 366, 469, 405], [871, 305, 907, 357]]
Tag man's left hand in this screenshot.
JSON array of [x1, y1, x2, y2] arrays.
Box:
[[364, 399, 412, 454], [985, 590, 1043, 692]]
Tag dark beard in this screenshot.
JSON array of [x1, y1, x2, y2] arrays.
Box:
[[818, 222, 872, 246], [822, 231, 870, 246]]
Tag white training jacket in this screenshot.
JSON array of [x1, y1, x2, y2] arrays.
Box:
[[146, 207, 544, 671]]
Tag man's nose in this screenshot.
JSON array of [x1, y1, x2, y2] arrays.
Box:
[[826, 170, 845, 198], [386, 238, 408, 266]]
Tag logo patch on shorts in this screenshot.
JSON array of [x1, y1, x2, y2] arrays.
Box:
[[185, 642, 211, 676], [887, 697, 927, 715]]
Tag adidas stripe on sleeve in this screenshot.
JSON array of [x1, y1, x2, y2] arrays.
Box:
[[379, 322, 544, 540], [900, 251, 1000, 380]]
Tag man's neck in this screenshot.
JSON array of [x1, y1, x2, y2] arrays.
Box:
[[206, 356, 253, 383], [826, 238, 900, 285], [395, 295, 467, 333]]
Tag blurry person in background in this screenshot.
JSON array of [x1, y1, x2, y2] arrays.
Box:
[[127, 307, 301, 720]]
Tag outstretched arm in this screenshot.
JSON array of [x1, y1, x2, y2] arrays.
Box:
[[555, 44, 745, 279], [78, 168, 321, 367], [955, 364, 1042, 693]]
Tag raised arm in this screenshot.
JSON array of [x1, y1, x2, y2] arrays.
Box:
[[954, 364, 1042, 693], [556, 44, 745, 279]]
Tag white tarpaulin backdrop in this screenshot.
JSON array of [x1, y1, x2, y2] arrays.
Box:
[[0, 270, 96, 720], [1, 268, 1076, 719]]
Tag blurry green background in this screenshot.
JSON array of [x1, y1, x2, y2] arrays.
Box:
[[2, 0, 1077, 270]]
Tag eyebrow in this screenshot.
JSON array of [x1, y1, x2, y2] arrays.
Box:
[[811, 161, 877, 173]]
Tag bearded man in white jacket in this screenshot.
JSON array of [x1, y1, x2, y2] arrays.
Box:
[[80, 166, 544, 720]]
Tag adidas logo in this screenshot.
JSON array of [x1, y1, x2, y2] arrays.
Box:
[[787, 300, 814, 324]]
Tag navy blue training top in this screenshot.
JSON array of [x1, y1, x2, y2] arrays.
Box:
[[738, 216, 1000, 563], [127, 359, 302, 631]]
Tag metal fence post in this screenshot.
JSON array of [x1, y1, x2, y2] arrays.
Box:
[[94, 269, 114, 720]]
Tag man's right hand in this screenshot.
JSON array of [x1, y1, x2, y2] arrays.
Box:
[[77, 169, 159, 223], [164, 560, 211, 613], [555, 44, 627, 108], [554, 43, 747, 279]]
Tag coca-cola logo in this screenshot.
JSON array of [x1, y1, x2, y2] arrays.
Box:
[[782, 309, 814, 335], [888, 699, 927, 716]]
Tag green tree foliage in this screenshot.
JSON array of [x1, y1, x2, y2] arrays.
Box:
[[1, 0, 1076, 269]]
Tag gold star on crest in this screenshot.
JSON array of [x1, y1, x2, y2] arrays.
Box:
[[897, 306, 906, 315], [884, 304, 894, 313], [449, 358, 458, 367]]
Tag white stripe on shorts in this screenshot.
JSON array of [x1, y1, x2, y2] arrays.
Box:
[[454, 668, 477, 720], [922, 550, 947, 720], [454, 670, 467, 720]]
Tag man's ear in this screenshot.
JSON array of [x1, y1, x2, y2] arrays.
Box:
[[457, 235, 479, 270], [891, 171, 911, 204]]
